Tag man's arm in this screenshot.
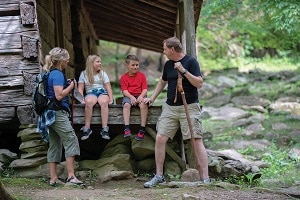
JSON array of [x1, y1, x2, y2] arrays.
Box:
[[144, 77, 167, 105], [174, 62, 203, 89]]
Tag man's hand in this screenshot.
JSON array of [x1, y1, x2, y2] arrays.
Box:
[[143, 97, 153, 106], [174, 62, 185, 73]]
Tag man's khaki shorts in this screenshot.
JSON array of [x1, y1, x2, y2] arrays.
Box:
[[156, 102, 203, 140]]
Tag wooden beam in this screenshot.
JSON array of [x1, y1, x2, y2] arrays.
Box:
[[72, 104, 162, 125], [136, 0, 178, 13]]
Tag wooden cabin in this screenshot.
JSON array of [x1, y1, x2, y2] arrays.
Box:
[[0, 0, 203, 153]]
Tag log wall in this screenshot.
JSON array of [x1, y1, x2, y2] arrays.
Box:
[[0, 0, 39, 123]]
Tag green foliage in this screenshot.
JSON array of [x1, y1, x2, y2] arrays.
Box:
[[1, 177, 48, 189], [198, 0, 300, 60], [200, 56, 299, 74], [167, 174, 181, 181], [238, 146, 261, 156], [258, 0, 300, 34], [261, 144, 298, 185], [223, 174, 260, 188]]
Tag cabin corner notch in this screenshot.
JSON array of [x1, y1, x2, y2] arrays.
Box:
[[20, 0, 35, 25]]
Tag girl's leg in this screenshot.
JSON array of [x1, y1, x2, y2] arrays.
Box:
[[84, 95, 98, 128]]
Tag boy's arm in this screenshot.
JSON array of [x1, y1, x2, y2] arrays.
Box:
[[137, 88, 147, 103], [122, 90, 134, 99]]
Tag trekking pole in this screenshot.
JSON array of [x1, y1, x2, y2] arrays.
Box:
[[175, 70, 203, 179], [71, 87, 75, 127]]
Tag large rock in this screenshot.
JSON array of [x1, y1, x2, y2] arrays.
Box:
[[9, 157, 47, 168], [0, 149, 17, 165], [93, 164, 134, 183], [20, 151, 47, 159], [203, 105, 251, 121], [17, 128, 41, 142], [19, 140, 47, 151], [231, 96, 271, 107], [12, 163, 64, 178], [131, 135, 155, 160], [164, 160, 181, 176], [270, 102, 300, 115], [80, 154, 135, 173], [100, 144, 132, 159]]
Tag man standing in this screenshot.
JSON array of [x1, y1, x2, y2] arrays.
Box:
[[144, 37, 210, 188]]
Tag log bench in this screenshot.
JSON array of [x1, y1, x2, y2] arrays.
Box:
[[72, 104, 162, 125]]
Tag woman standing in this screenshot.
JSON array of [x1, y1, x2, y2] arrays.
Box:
[[43, 47, 83, 186]]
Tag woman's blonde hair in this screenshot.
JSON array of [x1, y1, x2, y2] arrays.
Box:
[[43, 47, 70, 71], [85, 54, 102, 84]]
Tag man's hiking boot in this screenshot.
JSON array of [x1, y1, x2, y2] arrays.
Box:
[[100, 126, 110, 140], [80, 126, 92, 140], [144, 174, 166, 188]]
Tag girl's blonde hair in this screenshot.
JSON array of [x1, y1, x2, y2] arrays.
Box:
[[43, 47, 70, 71], [85, 55, 102, 84]]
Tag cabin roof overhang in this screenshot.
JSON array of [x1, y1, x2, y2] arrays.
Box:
[[84, 0, 203, 52]]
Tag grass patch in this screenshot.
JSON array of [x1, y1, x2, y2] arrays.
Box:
[[1, 177, 49, 189], [200, 56, 299, 73]]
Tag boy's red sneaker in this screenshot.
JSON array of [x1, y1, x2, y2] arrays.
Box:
[[124, 128, 131, 138], [135, 130, 145, 141]]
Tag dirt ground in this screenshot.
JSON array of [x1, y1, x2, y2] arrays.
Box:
[[6, 178, 294, 200]]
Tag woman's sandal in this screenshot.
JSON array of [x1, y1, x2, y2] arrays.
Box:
[[66, 176, 83, 185], [49, 179, 65, 187]]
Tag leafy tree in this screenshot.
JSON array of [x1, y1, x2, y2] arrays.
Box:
[[197, 0, 300, 59]]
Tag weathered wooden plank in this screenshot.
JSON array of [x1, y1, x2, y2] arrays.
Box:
[[63, 38, 74, 67], [37, 0, 55, 19], [0, 76, 23, 87], [0, 48, 22, 54], [0, 33, 22, 49], [0, 31, 38, 53], [0, 93, 31, 107], [61, 0, 72, 41], [0, 16, 20, 22], [0, 1, 19, 14], [0, 107, 15, 124], [73, 105, 162, 125], [0, 0, 19, 5], [0, 55, 39, 68], [0, 16, 36, 34], [137, 0, 177, 13], [36, 4, 55, 48]]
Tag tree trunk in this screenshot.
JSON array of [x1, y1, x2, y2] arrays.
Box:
[[0, 180, 15, 200]]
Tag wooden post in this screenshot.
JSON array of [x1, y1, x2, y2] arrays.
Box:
[[182, 0, 197, 58], [177, 0, 199, 169]]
